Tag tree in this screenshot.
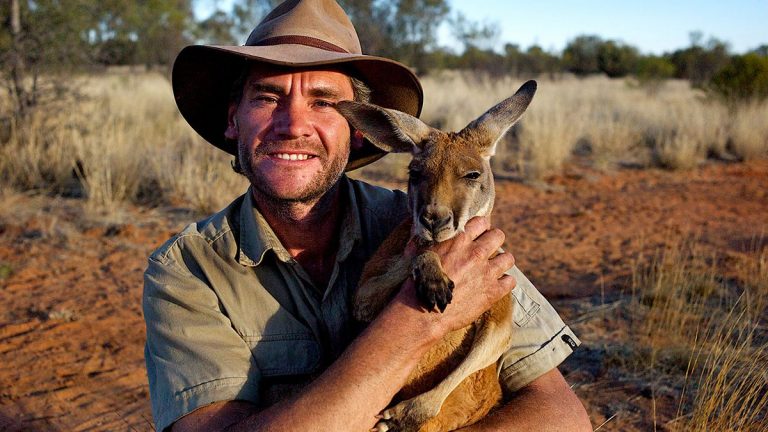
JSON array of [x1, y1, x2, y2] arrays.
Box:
[[563, 35, 602, 76], [502, 43, 522, 76], [633, 55, 675, 94], [229, 0, 279, 43], [597, 40, 639, 78], [0, 0, 197, 122], [709, 53, 768, 102], [388, 0, 450, 73], [338, 0, 394, 56], [453, 46, 503, 75], [450, 12, 499, 52], [667, 33, 730, 86], [520, 45, 560, 77], [4, 0, 29, 118], [194, 10, 238, 45], [448, 12, 502, 74], [131, 0, 196, 68], [96, 38, 138, 65], [752, 45, 768, 57], [1, 0, 94, 120]]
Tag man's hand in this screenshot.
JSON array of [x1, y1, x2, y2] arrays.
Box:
[[397, 216, 517, 338]]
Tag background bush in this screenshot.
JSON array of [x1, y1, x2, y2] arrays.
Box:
[[709, 53, 768, 102]]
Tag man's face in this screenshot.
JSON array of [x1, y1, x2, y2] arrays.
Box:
[[225, 66, 355, 203]]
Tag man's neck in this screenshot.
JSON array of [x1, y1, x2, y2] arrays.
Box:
[[251, 182, 344, 288]]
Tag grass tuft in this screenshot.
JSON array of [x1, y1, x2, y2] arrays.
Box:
[[628, 239, 768, 430]]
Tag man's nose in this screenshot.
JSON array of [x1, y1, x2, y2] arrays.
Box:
[[273, 100, 312, 138]]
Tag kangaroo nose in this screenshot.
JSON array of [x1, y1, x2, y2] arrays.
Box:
[[419, 206, 453, 233]]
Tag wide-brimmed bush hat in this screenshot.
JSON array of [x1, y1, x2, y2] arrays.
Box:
[[172, 0, 423, 171]]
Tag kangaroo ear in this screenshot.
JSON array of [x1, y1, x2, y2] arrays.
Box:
[[462, 80, 537, 157], [335, 101, 432, 153]]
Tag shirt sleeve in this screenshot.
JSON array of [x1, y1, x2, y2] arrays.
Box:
[[497, 266, 581, 393], [143, 246, 260, 432]]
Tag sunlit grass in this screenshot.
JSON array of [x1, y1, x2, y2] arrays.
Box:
[[1, 71, 767, 209], [0, 72, 247, 214]]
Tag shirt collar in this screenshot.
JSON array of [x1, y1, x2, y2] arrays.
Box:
[[237, 188, 291, 266], [237, 176, 362, 267]]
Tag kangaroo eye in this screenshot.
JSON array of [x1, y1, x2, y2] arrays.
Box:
[[463, 171, 481, 180]]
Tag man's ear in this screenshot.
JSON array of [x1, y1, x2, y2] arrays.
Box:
[[350, 129, 365, 152], [224, 103, 239, 140]]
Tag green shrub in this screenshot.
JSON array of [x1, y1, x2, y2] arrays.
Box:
[[634, 56, 676, 94], [636, 56, 676, 82], [709, 53, 768, 102], [563, 35, 602, 76], [597, 41, 639, 78]]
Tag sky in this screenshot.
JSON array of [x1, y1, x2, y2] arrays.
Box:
[[194, 0, 768, 55], [443, 0, 768, 54]]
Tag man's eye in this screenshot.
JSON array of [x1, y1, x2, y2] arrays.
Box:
[[314, 100, 334, 108], [253, 95, 278, 104]]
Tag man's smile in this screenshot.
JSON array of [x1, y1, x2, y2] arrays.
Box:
[[254, 140, 325, 163], [270, 152, 317, 161]]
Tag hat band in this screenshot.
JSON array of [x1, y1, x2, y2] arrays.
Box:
[[253, 35, 349, 54]]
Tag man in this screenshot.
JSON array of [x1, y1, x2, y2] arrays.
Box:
[[143, 0, 591, 431]]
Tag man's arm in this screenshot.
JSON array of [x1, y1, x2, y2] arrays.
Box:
[[172, 286, 456, 431], [458, 368, 591, 431], [172, 217, 516, 432]]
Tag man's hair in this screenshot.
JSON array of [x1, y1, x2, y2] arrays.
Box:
[[229, 65, 372, 175]]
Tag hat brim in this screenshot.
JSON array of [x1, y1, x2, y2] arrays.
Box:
[[172, 44, 423, 171]]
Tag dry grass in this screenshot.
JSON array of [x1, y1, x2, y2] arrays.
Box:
[[1, 70, 767, 209], [730, 103, 768, 160], [0, 72, 247, 214], [680, 312, 768, 431], [419, 72, 766, 177], [628, 239, 768, 430]]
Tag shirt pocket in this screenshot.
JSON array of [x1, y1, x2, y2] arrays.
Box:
[[511, 285, 541, 327], [243, 333, 321, 377]]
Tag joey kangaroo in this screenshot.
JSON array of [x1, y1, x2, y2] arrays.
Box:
[[334, 80, 537, 432]]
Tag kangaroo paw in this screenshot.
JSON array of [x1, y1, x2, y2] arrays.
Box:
[[413, 255, 454, 312], [372, 399, 433, 432]]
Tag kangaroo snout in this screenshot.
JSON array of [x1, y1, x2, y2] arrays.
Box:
[[419, 205, 453, 237]]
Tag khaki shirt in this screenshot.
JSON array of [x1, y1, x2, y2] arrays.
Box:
[[143, 176, 580, 431]]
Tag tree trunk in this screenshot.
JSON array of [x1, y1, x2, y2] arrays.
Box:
[[9, 0, 29, 119]]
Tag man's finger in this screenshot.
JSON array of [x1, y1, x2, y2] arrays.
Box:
[[463, 216, 491, 241], [489, 251, 516, 276], [497, 274, 517, 295], [471, 228, 505, 260]]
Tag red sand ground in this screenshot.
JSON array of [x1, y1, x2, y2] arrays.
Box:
[[1, 160, 766, 431]]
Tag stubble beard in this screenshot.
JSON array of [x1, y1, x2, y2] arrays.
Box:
[[238, 138, 350, 210]]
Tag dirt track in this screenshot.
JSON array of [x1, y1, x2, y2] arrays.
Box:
[[1, 160, 766, 431]]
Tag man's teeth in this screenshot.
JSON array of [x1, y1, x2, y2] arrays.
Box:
[[274, 153, 313, 161]]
